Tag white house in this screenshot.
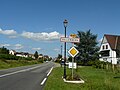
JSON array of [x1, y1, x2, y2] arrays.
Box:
[[38, 54, 43, 59], [99, 34, 120, 64], [9, 50, 16, 55], [29, 54, 35, 59], [9, 50, 29, 58], [16, 52, 29, 58]]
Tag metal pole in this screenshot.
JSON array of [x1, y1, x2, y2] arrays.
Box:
[[61, 45, 62, 57], [72, 43, 74, 79], [64, 26, 66, 79]]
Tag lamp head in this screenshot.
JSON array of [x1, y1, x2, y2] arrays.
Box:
[[63, 19, 68, 27]]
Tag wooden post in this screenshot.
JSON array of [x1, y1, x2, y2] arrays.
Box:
[[106, 64, 108, 70], [112, 64, 115, 73]]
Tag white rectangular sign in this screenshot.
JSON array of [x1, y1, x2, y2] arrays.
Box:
[[60, 37, 80, 43], [68, 62, 76, 69]]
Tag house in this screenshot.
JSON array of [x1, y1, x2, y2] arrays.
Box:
[[44, 55, 49, 61], [9, 50, 16, 55], [99, 34, 120, 64], [29, 54, 35, 59], [16, 52, 29, 58], [38, 54, 43, 59], [9, 50, 29, 58]]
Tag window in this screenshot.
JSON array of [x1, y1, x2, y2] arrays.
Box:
[[106, 45, 108, 49], [100, 50, 110, 57], [102, 45, 105, 50]]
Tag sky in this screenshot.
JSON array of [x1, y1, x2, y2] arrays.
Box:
[[0, 0, 120, 57]]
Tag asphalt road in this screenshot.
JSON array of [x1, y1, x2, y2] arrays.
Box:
[[0, 61, 55, 90]]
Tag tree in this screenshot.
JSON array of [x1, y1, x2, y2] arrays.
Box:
[[68, 56, 72, 62], [0, 46, 9, 54], [57, 54, 62, 59], [75, 30, 99, 65], [34, 51, 38, 59]]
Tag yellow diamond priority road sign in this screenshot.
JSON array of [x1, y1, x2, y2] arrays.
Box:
[[68, 46, 79, 57]]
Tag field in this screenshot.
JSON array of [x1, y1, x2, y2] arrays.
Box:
[[44, 66, 120, 90]]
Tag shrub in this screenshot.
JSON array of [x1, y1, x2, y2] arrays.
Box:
[[38, 59, 43, 63], [66, 73, 81, 80], [55, 59, 61, 63]]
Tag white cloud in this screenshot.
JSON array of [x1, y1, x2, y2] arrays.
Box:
[[32, 48, 41, 51], [0, 28, 17, 35], [0, 44, 11, 47], [0, 43, 24, 50], [14, 44, 24, 50], [21, 31, 64, 41], [54, 48, 60, 52]]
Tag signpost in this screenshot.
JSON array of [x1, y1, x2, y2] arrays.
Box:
[[68, 62, 76, 69], [60, 34, 80, 79], [68, 46, 79, 58], [70, 34, 77, 38], [68, 46, 79, 79], [60, 37, 80, 43]]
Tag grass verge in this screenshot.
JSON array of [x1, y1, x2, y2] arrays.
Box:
[[44, 66, 120, 90], [0, 60, 42, 69]]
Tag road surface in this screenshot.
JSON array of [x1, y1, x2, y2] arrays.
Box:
[[0, 61, 54, 90]]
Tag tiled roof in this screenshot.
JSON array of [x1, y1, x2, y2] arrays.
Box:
[[104, 34, 120, 50]]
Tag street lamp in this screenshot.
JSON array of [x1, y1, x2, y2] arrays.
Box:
[[61, 45, 62, 57], [63, 19, 68, 79]]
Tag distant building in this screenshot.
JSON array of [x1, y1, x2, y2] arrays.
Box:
[[16, 52, 29, 58], [99, 34, 120, 64], [44, 55, 49, 60], [9, 50, 29, 58], [38, 54, 43, 59], [29, 54, 35, 59], [9, 50, 16, 55]]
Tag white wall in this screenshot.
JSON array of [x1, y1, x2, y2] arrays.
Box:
[[100, 43, 111, 51], [99, 36, 117, 64], [16, 54, 28, 58], [9, 50, 15, 55]]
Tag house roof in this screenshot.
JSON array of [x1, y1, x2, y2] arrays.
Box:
[[10, 50, 16, 53], [16, 52, 29, 55], [104, 34, 120, 50]]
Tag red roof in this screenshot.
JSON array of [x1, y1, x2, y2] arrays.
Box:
[[104, 34, 120, 50]]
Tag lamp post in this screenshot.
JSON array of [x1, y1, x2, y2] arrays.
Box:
[[61, 45, 62, 57], [63, 19, 68, 79]]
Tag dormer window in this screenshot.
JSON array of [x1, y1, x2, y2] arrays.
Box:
[[102, 45, 105, 50], [106, 45, 108, 49]]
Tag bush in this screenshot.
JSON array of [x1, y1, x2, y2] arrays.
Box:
[[38, 59, 44, 63], [0, 54, 19, 60], [55, 59, 61, 63], [66, 73, 81, 80], [0, 54, 35, 61], [92, 60, 102, 68], [77, 59, 109, 69]]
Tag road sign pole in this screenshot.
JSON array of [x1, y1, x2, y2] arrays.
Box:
[[72, 43, 74, 80], [64, 24, 67, 79]]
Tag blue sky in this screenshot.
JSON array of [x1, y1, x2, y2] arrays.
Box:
[[0, 0, 120, 57]]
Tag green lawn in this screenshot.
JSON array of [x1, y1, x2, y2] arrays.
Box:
[[44, 66, 120, 90]]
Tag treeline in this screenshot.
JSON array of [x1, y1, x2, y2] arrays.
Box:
[[0, 54, 33, 60], [0, 47, 33, 61], [0, 46, 9, 54]]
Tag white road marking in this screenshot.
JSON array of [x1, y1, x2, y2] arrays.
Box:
[[40, 67, 53, 85], [41, 78, 47, 85], [0, 65, 41, 78], [47, 67, 53, 76]]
